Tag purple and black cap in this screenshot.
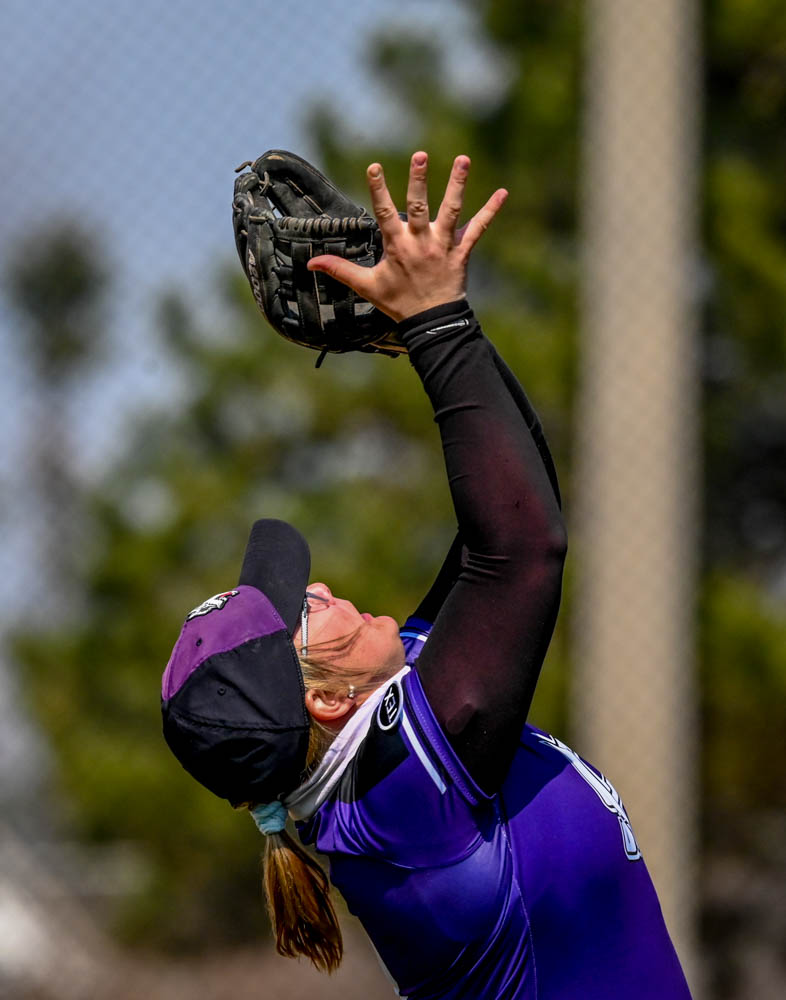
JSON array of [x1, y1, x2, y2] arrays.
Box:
[[161, 519, 311, 806]]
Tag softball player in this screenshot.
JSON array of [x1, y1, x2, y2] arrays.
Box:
[[162, 153, 692, 998]]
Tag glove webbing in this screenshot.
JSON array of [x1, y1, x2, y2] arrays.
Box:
[[291, 239, 359, 340]]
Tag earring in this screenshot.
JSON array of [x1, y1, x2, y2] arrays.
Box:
[[347, 684, 357, 700]]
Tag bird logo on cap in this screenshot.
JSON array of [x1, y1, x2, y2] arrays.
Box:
[[186, 590, 239, 621]]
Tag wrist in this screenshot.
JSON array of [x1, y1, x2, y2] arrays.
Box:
[[397, 299, 472, 336]]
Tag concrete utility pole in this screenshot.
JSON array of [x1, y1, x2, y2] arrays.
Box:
[[574, 0, 701, 993]]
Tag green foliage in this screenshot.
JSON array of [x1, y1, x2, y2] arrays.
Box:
[[7, 0, 786, 958], [12, 256, 463, 947], [704, 0, 786, 571], [701, 573, 786, 815]]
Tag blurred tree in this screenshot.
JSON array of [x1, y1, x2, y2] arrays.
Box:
[[10, 0, 581, 947], [12, 263, 456, 949], [704, 0, 786, 580], [6, 223, 107, 611], [700, 1, 786, 992], [7, 3, 786, 992]]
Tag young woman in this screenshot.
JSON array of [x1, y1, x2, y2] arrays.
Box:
[[162, 153, 692, 998]]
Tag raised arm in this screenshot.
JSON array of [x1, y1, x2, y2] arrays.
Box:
[[399, 300, 566, 791], [412, 344, 561, 625], [309, 153, 566, 792]]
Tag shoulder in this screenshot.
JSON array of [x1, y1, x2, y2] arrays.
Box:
[[306, 670, 492, 866], [399, 615, 432, 667]]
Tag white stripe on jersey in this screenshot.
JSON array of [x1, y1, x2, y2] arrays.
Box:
[[402, 712, 447, 794]]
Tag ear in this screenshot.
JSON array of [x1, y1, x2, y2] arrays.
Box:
[[305, 688, 355, 726]]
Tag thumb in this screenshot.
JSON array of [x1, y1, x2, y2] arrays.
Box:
[[307, 254, 374, 298]]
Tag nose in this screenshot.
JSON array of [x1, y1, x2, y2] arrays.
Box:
[[306, 582, 333, 602]]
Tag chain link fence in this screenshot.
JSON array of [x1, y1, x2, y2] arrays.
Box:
[[0, 4, 470, 996], [1, 1, 784, 998]]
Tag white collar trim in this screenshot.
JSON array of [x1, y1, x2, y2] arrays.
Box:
[[284, 664, 411, 821]]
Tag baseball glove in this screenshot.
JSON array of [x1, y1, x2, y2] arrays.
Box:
[[233, 150, 405, 364]]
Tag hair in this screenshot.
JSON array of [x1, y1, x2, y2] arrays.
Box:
[[262, 828, 341, 972], [255, 628, 404, 974]]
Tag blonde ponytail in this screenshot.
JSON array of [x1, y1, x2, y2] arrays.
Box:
[[262, 828, 343, 973], [255, 627, 404, 973]]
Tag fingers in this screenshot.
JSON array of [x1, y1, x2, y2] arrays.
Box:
[[307, 254, 374, 299], [366, 163, 402, 241], [310, 159, 507, 309], [457, 188, 508, 255], [406, 151, 430, 235], [435, 155, 470, 240]]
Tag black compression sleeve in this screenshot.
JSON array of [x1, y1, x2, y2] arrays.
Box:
[[412, 330, 562, 623], [488, 347, 561, 509], [399, 300, 567, 792]]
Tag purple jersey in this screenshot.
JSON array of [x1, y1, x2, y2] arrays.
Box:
[[298, 618, 692, 999]]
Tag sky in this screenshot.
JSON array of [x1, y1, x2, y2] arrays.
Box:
[[1, 0, 501, 473], [0, 0, 502, 796]]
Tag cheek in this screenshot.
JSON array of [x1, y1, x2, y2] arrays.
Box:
[[306, 611, 353, 649]]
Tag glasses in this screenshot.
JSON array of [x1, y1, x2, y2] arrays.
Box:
[[304, 591, 332, 613], [299, 590, 331, 656]]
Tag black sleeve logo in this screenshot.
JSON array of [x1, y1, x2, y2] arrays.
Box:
[[377, 678, 403, 731]]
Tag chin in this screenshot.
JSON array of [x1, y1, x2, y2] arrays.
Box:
[[390, 634, 407, 667]]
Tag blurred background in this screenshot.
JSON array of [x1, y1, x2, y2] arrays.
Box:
[[1, 1, 784, 997]]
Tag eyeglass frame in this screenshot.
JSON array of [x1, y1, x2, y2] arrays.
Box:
[[299, 590, 331, 657]]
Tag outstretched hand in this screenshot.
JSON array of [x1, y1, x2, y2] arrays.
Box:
[[307, 152, 508, 323]]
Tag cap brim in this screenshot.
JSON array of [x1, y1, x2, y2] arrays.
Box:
[[238, 519, 311, 633]]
